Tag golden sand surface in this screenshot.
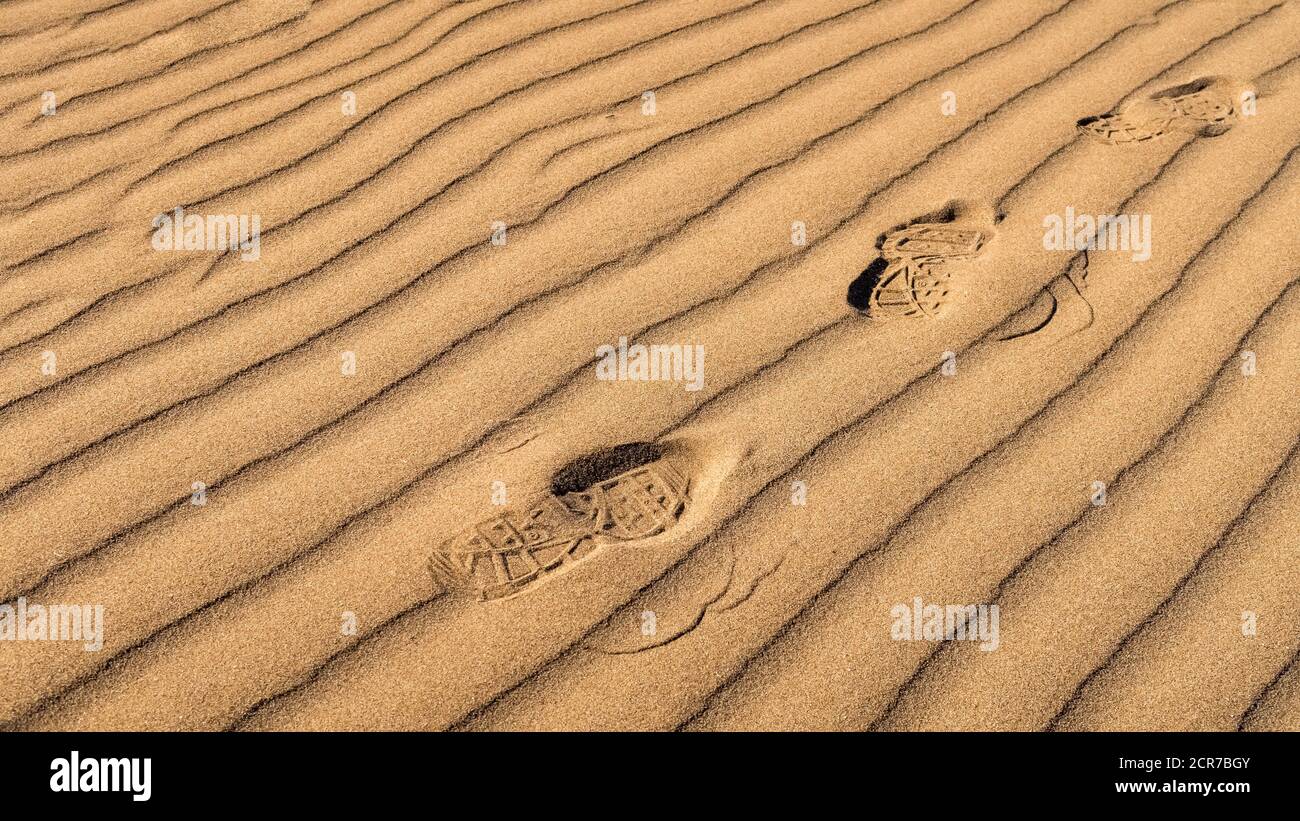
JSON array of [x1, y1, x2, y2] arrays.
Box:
[[0, 0, 1298, 731]]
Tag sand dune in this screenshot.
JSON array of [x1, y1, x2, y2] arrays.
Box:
[[1, 0, 1298, 731]]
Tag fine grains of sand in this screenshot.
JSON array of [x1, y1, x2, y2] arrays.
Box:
[[1, 0, 1297, 731]]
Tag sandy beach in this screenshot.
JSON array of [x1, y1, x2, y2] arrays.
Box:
[[1, 0, 1298, 731]]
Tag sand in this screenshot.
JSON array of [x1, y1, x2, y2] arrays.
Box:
[[0, 0, 1298, 731]]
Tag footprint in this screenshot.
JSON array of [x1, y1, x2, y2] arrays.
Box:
[[849, 200, 998, 320], [854, 257, 956, 320], [429, 442, 691, 601], [1078, 77, 1241, 144]]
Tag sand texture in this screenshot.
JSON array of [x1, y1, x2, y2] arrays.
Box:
[[1, 0, 1299, 732]]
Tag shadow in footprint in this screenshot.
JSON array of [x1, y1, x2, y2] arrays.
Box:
[[846, 257, 890, 312], [551, 441, 663, 496]]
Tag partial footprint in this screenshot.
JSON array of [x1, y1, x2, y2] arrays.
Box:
[[878, 223, 988, 260], [857, 257, 956, 320], [849, 200, 999, 321], [996, 252, 1094, 342], [429, 442, 691, 601], [581, 542, 785, 656], [1078, 76, 1244, 144]]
